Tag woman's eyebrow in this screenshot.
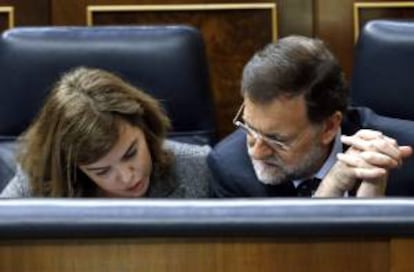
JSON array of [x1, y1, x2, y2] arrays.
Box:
[[85, 139, 138, 171]]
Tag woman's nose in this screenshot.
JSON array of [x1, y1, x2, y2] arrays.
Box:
[[117, 164, 135, 185]]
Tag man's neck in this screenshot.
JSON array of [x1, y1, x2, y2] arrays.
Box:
[[293, 130, 342, 186]]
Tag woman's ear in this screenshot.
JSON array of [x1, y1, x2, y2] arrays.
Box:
[[320, 111, 343, 145]]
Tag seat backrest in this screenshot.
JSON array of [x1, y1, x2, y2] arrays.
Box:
[[0, 25, 215, 145], [350, 19, 414, 120], [350, 20, 414, 195]]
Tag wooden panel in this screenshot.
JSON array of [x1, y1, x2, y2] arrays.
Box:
[[314, 0, 355, 78], [0, 6, 13, 32], [0, 0, 49, 26], [52, 0, 87, 26], [278, 0, 313, 37], [390, 238, 414, 272], [52, 0, 278, 26], [0, 237, 389, 272]]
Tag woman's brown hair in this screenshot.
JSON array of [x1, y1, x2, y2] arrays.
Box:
[[18, 67, 171, 197]]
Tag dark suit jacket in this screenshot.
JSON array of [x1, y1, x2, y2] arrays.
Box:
[[207, 107, 414, 197]]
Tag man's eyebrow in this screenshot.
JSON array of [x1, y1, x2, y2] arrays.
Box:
[[243, 118, 287, 140], [85, 139, 138, 171]]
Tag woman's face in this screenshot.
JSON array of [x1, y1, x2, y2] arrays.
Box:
[[79, 121, 153, 197]]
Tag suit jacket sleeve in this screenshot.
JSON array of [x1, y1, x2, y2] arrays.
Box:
[[207, 147, 243, 197], [207, 129, 263, 197]]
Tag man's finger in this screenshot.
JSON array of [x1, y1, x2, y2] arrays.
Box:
[[338, 152, 399, 169], [400, 146, 413, 158], [353, 129, 383, 139], [352, 167, 387, 180], [341, 136, 401, 160]]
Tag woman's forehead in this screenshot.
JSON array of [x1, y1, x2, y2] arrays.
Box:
[[80, 121, 143, 168]]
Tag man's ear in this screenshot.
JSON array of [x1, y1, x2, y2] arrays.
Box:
[[320, 111, 343, 145]]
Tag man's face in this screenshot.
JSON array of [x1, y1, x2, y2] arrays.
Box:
[[242, 95, 331, 185]]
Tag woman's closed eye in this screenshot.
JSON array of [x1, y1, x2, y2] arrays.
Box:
[[93, 150, 136, 177], [123, 148, 137, 160], [95, 167, 111, 176]]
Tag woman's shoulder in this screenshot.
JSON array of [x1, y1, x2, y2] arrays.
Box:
[[162, 140, 212, 198], [163, 140, 211, 158], [0, 165, 31, 198]]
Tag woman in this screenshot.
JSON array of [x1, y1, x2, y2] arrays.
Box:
[[1, 67, 212, 198]]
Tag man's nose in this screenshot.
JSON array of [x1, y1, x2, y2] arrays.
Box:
[[248, 136, 274, 160]]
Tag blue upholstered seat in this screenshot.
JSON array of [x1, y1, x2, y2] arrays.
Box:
[[351, 19, 414, 121]]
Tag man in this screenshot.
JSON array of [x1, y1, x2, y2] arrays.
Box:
[[208, 36, 413, 197]]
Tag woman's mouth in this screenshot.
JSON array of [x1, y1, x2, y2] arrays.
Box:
[[128, 179, 145, 192]]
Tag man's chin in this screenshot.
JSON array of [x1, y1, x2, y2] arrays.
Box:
[[252, 160, 287, 185], [256, 175, 287, 185]]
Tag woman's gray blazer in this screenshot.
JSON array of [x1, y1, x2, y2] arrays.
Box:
[[0, 140, 212, 198]]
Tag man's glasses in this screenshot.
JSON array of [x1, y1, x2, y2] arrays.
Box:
[[232, 104, 290, 151]]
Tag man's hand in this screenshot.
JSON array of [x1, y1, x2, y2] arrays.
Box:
[[340, 130, 412, 196], [315, 129, 412, 197]]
